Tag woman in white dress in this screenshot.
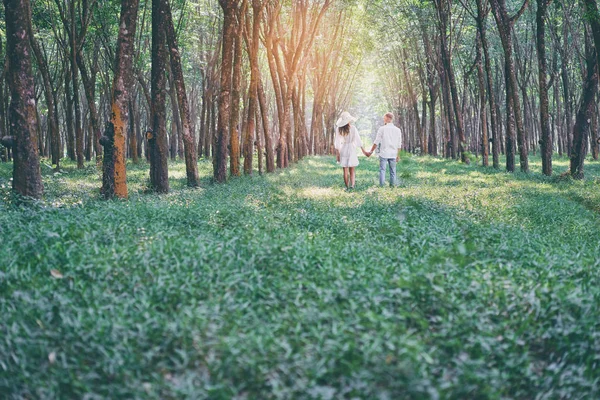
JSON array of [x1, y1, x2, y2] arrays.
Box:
[[334, 112, 368, 190]]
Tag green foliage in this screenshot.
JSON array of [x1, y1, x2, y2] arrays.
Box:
[[1, 156, 600, 398]]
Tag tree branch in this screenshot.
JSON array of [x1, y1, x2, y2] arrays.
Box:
[[510, 0, 530, 23]]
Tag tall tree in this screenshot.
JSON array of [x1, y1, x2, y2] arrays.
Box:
[[28, 13, 61, 169], [434, 0, 470, 164], [401, 48, 424, 152], [77, 39, 103, 163], [149, 0, 170, 192], [257, 75, 275, 173], [0, 34, 7, 163], [536, 0, 552, 175], [100, 0, 139, 198], [475, 30, 489, 166], [70, 0, 84, 168], [3, 0, 43, 198], [215, 0, 240, 182], [571, 0, 600, 178], [163, 0, 199, 187], [243, 0, 265, 175], [53, 0, 93, 168], [477, 0, 500, 169], [489, 0, 530, 172], [589, 0, 600, 162], [229, 0, 246, 177], [264, 0, 332, 168]]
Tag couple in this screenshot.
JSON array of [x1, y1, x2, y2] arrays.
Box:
[[334, 111, 402, 190]]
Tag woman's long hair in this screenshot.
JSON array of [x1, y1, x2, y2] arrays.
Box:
[[338, 124, 350, 137]]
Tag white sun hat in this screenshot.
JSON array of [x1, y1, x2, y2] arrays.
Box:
[[336, 111, 357, 127]]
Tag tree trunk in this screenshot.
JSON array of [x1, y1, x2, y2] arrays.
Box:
[[572, 0, 600, 178], [4, 0, 43, 198], [421, 27, 439, 156], [490, 0, 530, 172], [28, 23, 60, 169], [166, 69, 180, 161], [100, 0, 139, 198], [77, 49, 102, 162], [204, 91, 214, 159], [129, 99, 139, 163], [69, 0, 84, 169], [569, 31, 597, 179], [258, 76, 275, 173], [439, 61, 455, 159], [243, 0, 262, 175], [265, 34, 287, 168], [198, 90, 207, 158], [476, 30, 489, 166], [256, 101, 263, 174], [592, 104, 599, 161], [401, 49, 424, 152], [584, 0, 600, 163], [215, 0, 239, 182], [436, 0, 470, 164], [149, 0, 169, 192], [229, 2, 245, 176], [209, 92, 217, 158], [65, 64, 76, 161], [536, 0, 552, 175], [0, 35, 7, 163], [428, 97, 437, 156], [162, 0, 199, 186]]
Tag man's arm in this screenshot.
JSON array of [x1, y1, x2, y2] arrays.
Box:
[[368, 128, 383, 157], [396, 128, 402, 162]]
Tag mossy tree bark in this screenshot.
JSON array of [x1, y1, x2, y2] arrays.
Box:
[[149, 0, 170, 192], [100, 0, 139, 198], [4, 0, 43, 198]]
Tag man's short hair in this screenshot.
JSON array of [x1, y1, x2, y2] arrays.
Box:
[[384, 112, 394, 121]]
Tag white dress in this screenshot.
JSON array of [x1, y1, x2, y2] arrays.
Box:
[[335, 125, 362, 168]]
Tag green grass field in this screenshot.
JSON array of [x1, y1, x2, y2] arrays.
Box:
[[1, 155, 600, 399]]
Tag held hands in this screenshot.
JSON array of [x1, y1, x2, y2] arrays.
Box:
[[362, 148, 373, 158]]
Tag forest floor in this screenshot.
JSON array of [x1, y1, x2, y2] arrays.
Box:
[[1, 154, 600, 399]]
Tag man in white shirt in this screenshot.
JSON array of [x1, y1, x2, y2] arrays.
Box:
[[366, 112, 402, 186]]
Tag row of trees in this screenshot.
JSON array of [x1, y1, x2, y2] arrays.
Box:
[[0, 0, 363, 198], [375, 0, 600, 178], [4, 0, 600, 200]]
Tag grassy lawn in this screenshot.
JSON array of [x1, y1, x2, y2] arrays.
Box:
[[1, 154, 600, 399]]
